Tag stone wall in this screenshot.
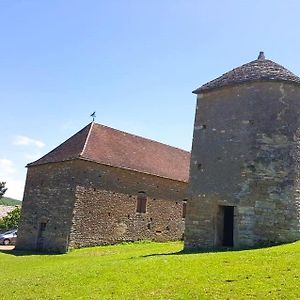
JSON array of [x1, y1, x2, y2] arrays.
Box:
[[185, 81, 300, 250], [16, 162, 77, 253], [69, 160, 187, 248], [17, 159, 187, 252]]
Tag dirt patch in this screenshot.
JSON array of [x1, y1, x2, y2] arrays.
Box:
[[0, 245, 15, 251]]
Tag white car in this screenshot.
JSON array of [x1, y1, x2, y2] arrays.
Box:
[[0, 229, 17, 245]]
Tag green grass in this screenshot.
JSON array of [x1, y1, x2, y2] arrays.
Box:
[[0, 197, 21, 206], [0, 241, 299, 299]]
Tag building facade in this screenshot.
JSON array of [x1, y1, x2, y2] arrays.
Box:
[[185, 52, 300, 249], [16, 122, 190, 253]]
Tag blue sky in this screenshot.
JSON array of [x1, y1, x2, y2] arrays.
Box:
[[1, 0, 300, 199]]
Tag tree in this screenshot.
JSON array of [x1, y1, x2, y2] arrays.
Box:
[[0, 182, 7, 199], [0, 206, 20, 230]]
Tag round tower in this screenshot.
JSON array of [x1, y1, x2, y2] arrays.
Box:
[[185, 52, 300, 249]]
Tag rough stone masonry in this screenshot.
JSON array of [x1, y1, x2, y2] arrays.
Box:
[[185, 52, 300, 250], [16, 122, 190, 253]]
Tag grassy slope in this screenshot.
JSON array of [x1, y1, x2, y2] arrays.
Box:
[[0, 241, 299, 300], [0, 197, 21, 206]]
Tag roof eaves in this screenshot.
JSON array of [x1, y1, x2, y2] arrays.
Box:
[[77, 156, 189, 183], [192, 78, 300, 94]]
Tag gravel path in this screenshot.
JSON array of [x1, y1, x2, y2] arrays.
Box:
[[0, 245, 15, 250]]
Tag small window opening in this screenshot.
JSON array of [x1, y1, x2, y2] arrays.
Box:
[[201, 124, 207, 129], [136, 192, 147, 213], [197, 163, 202, 170], [40, 222, 47, 233]]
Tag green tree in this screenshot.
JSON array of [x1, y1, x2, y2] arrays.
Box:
[[0, 206, 20, 230], [0, 182, 7, 199]]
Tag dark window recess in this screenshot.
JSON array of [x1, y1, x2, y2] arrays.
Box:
[[248, 164, 256, 172], [197, 163, 202, 170], [182, 200, 187, 218], [201, 124, 207, 129], [40, 222, 47, 233], [136, 192, 147, 213]]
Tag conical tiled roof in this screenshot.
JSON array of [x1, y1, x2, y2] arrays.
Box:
[[193, 52, 300, 94], [28, 122, 190, 182]]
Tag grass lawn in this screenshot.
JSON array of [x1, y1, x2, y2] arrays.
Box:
[[0, 241, 299, 299]]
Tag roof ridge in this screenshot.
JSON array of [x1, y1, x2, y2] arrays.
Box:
[[80, 122, 94, 157], [27, 123, 93, 167]]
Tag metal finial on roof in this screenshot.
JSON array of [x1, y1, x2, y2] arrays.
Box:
[[90, 111, 96, 122], [257, 51, 265, 60]]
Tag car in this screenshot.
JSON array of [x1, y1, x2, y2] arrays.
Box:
[[0, 229, 17, 245]]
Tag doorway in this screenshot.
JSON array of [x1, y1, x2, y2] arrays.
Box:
[[217, 206, 234, 247], [36, 222, 47, 251]]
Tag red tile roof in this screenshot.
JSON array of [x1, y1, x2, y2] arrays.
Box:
[[28, 123, 190, 182]]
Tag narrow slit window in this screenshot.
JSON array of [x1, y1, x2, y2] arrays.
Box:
[[136, 192, 147, 213]]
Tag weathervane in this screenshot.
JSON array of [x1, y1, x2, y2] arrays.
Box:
[[90, 111, 96, 122]]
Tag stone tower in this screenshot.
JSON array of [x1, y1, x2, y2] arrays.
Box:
[[185, 52, 300, 249]]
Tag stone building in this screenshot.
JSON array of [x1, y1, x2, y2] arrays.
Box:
[[185, 52, 300, 249], [16, 122, 190, 253]]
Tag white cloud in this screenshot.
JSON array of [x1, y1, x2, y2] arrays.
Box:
[[3, 178, 25, 200], [0, 159, 24, 200], [14, 135, 45, 149], [0, 159, 16, 174]]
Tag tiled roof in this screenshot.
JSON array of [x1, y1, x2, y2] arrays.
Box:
[[28, 123, 190, 182], [193, 52, 300, 94]]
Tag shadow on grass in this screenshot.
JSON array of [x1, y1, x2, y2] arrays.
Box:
[[141, 247, 239, 258], [141, 242, 289, 258], [0, 249, 64, 256]]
